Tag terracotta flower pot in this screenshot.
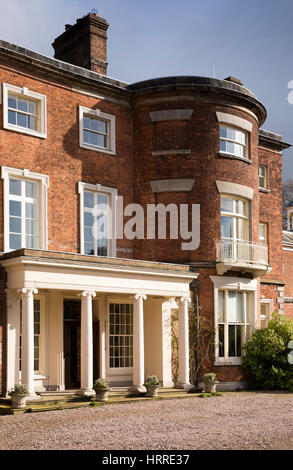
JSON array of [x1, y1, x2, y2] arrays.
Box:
[[11, 394, 27, 409], [94, 388, 110, 402], [145, 385, 159, 397]]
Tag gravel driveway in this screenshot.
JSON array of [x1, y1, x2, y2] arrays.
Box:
[[0, 392, 292, 450]]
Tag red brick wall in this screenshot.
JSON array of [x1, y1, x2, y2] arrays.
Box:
[[133, 99, 260, 265], [0, 61, 134, 257]]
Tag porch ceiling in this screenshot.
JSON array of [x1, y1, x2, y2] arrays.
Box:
[[0, 249, 197, 297]]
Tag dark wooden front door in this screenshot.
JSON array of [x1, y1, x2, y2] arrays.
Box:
[[64, 300, 81, 389]]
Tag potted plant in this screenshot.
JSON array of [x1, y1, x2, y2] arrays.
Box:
[[144, 375, 160, 397], [93, 378, 110, 402], [203, 373, 219, 393], [9, 384, 28, 409]]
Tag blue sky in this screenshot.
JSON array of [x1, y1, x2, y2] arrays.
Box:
[[0, 0, 293, 177]]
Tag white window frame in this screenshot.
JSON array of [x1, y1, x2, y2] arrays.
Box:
[[78, 181, 117, 258], [211, 276, 258, 366], [260, 299, 274, 329], [220, 125, 249, 160], [259, 222, 268, 246], [79, 106, 116, 155], [259, 164, 268, 190], [107, 301, 134, 373], [1, 166, 49, 253], [2, 83, 47, 139]]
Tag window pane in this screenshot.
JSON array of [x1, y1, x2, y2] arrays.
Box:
[[8, 110, 16, 125], [83, 130, 90, 144], [236, 325, 242, 356], [28, 116, 36, 131], [18, 99, 27, 112], [25, 181, 37, 198], [221, 197, 233, 213], [17, 112, 27, 128], [218, 290, 224, 323], [84, 191, 94, 208], [219, 324, 224, 357], [227, 127, 235, 140], [26, 236, 38, 248], [97, 134, 106, 148], [227, 291, 237, 323], [84, 243, 95, 255], [98, 120, 107, 134], [9, 200, 21, 217], [25, 202, 36, 219], [228, 325, 236, 357], [89, 132, 98, 147], [9, 179, 21, 196], [84, 227, 94, 243], [25, 219, 37, 235], [83, 116, 91, 130], [220, 139, 226, 152], [220, 126, 227, 138], [9, 217, 21, 233], [9, 233, 21, 250], [29, 101, 37, 115], [236, 292, 243, 323], [221, 216, 233, 238], [8, 95, 17, 109], [84, 212, 94, 227], [90, 118, 99, 132]]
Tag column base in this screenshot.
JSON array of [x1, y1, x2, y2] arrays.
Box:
[[79, 389, 96, 397], [175, 383, 192, 390], [129, 385, 146, 394]]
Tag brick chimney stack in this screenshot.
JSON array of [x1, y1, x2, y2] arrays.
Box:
[[52, 12, 109, 75]]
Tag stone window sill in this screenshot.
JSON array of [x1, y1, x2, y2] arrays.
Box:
[[259, 187, 271, 194], [218, 152, 252, 164]]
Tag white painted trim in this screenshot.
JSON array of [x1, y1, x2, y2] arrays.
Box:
[[2, 83, 47, 139], [216, 180, 254, 200], [216, 112, 253, 133], [1, 166, 49, 252], [78, 181, 117, 258], [79, 106, 116, 155]]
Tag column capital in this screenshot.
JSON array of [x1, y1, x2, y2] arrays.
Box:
[[81, 291, 96, 298], [17, 287, 38, 296], [180, 295, 191, 304], [133, 294, 147, 301]]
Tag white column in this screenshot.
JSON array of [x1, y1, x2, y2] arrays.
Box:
[[80, 291, 96, 396], [131, 294, 147, 393], [20, 287, 39, 399], [177, 296, 191, 389]]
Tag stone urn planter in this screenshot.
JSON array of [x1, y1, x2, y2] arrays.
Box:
[[144, 375, 160, 397], [203, 373, 219, 393], [9, 384, 28, 409], [93, 378, 110, 402]]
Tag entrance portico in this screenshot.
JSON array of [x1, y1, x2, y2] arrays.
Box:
[[2, 249, 197, 397]]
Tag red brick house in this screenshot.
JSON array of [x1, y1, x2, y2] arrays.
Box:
[[0, 12, 291, 398]]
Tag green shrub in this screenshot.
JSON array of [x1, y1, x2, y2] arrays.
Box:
[[242, 313, 293, 391], [8, 384, 28, 395], [93, 378, 110, 390], [144, 375, 160, 386]]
